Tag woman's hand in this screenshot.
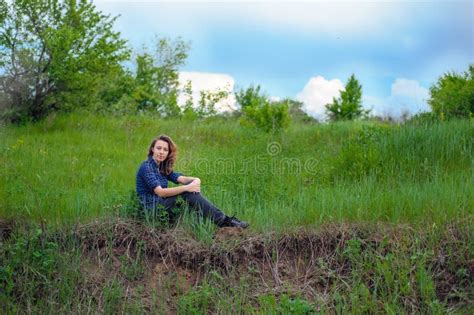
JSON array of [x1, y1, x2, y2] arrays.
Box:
[[186, 179, 201, 193]]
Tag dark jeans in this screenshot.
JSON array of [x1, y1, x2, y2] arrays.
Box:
[[156, 192, 226, 225]]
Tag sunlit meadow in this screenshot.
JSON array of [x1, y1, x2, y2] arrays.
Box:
[[1, 113, 472, 231]]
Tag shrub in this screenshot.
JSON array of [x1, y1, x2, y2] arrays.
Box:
[[236, 85, 290, 132], [428, 65, 474, 119]]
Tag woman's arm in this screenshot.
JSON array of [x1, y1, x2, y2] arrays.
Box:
[[177, 176, 200, 185], [154, 180, 200, 198]]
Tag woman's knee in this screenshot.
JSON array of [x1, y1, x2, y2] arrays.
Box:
[[181, 191, 201, 201]]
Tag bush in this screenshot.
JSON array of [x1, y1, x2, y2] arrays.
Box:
[[428, 65, 474, 119], [236, 85, 290, 132]]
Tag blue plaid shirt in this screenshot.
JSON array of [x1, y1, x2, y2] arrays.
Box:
[[136, 156, 183, 210]]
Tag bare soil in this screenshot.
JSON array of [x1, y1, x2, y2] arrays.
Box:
[[71, 218, 473, 312]]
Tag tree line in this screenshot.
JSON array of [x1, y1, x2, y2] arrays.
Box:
[[0, 0, 472, 129]]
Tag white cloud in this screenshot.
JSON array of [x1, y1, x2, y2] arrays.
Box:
[[391, 78, 429, 101], [364, 79, 430, 118], [296, 76, 344, 120], [178, 71, 237, 112]]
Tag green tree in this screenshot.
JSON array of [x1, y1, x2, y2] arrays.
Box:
[[236, 85, 290, 132], [325, 74, 369, 121], [132, 37, 189, 116], [236, 85, 267, 111], [95, 66, 136, 115], [428, 65, 474, 119], [180, 80, 230, 120], [195, 87, 229, 118], [181, 80, 196, 119], [0, 0, 130, 122], [91, 37, 190, 117]]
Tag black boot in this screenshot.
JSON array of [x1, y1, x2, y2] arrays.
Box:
[[219, 215, 249, 229]]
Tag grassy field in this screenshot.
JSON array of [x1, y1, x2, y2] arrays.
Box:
[[0, 113, 473, 230], [0, 113, 473, 313]]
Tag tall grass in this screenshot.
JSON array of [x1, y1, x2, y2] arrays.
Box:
[[0, 113, 472, 231]]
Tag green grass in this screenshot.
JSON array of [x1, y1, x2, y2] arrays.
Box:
[[1, 112, 472, 313], [0, 113, 473, 231]]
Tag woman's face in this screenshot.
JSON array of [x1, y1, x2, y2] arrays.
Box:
[[152, 140, 169, 162]]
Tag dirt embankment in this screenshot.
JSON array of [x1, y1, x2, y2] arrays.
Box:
[[1, 218, 472, 312], [72, 219, 473, 311]]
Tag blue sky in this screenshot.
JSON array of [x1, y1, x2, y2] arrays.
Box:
[[95, 0, 473, 119]]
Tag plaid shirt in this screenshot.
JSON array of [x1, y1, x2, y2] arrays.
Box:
[[136, 156, 183, 210]]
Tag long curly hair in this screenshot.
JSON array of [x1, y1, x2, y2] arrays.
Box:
[[147, 134, 177, 175]]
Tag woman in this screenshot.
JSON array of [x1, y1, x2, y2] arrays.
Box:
[[136, 135, 248, 228]]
